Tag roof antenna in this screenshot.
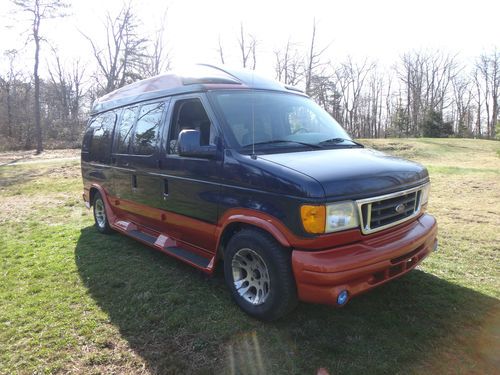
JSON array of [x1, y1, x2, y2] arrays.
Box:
[[251, 70, 257, 160]]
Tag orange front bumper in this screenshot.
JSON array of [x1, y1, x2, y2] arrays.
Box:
[[292, 214, 438, 305]]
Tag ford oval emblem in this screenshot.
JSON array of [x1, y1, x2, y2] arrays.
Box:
[[395, 203, 406, 214]]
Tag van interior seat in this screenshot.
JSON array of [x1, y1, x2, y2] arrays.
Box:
[[171, 100, 212, 153]]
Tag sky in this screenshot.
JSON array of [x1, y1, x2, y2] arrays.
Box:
[[0, 0, 499, 78]]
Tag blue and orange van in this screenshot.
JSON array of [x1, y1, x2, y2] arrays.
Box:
[[81, 64, 438, 320]]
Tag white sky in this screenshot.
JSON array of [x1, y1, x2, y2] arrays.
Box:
[[0, 0, 499, 78]]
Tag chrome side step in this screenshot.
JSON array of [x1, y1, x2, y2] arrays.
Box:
[[163, 246, 211, 268], [120, 225, 215, 272]]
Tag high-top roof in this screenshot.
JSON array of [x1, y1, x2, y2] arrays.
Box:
[[91, 64, 304, 115]]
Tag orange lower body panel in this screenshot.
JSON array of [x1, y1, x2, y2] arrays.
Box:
[[292, 214, 438, 305]]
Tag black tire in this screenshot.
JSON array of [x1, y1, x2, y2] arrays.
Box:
[[224, 229, 298, 321], [92, 191, 113, 234]]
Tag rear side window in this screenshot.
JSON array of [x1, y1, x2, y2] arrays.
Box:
[[87, 111, 116, 163], [115, 107, 137, 154], [131, 102, 165, 155]]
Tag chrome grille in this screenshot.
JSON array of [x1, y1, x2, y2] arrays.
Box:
[[356, 185, 426, 235]]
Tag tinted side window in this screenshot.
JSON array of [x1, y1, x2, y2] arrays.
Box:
[[132, 102, 165, 155], [169, 98, 215, 154], [115, 106, 137, 154], [88, 112, 116, 163]]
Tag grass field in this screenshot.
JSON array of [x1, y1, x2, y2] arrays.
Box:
[[0, 138, 499, 374]]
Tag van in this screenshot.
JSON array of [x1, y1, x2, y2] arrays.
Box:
[[81, 64, 438, 320]]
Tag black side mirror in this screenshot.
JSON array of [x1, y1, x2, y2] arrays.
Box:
[[178, 129, 216, 159]]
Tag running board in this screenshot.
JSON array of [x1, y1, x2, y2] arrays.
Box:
[[130, 230, 156, 244], [126, 228, 214, 271], [164, 246, 211, 268]]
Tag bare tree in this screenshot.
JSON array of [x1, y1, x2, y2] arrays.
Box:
[[12, 0, 68, 154], [217, 34, 225, 65], [237, 23, 257, 69], [304, 18, 329, 96], [451, 74, 474, 136], [472, 67, 484, 136], [475, 50, 500, 138], [46, 47, 86, 140], [274, 38, 302, 86], [0, 51, 33, 148], [68, 60, 85, 123], [396, 51, 457, 136], [335, 58, 375, 136], [0, 50, 22, 138], [82, 2, 148, 94], [142, 8, 171, 77], [47, 46, 69, 121]]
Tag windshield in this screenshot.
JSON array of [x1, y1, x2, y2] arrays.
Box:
[[210, 91, 353, 152]]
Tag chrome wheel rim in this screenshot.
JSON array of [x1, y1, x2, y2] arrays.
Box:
[[231, 248, 270, 305], [94, 199, 106, 228]]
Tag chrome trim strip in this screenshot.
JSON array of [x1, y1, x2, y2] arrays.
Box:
[[356, 183, 429, 235], [365, 203, 372, 231]]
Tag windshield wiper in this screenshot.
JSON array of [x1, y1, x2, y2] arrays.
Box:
[[319, 138, 364, 148], [241, 140, 323, 149]]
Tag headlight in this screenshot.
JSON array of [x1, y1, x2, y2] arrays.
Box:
[[325, 201, 359, 232], [420, 183, 430, 209], [301, 201, 359, 234]]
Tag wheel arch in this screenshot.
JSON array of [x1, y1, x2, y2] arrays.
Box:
[[88, 184, 117, 224], [215, 210, 292, 260], [89, 186, 99, 205]]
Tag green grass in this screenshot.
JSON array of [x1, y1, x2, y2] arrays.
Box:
[[1, 140, 499, 374]]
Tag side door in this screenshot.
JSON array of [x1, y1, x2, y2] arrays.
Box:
[[127, 100, 169, 208], [110, 100, 169, 227], [158, 94, 223, 252]]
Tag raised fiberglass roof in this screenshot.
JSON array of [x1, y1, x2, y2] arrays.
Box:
[[91, 64, 304, 115]]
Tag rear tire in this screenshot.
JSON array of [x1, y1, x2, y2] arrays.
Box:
[[93, 191, 113, 234], [224, 229, 298, 321]]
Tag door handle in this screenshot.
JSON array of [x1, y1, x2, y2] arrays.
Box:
[[163, 179, 168, 200]]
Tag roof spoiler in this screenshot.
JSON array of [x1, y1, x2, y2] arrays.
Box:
[[284, 85, 304, 93]]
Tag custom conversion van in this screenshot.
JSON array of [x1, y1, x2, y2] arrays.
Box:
[[81, 64, 438, 320]]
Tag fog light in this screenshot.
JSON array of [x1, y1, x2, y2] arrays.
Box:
[[337, 290, 349, 305]]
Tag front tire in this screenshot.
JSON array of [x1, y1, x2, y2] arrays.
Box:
[[224, 229, 298, 321], [93, 191, 112, 234]]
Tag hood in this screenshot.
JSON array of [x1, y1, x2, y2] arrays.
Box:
[[258, 148, 429, 200]]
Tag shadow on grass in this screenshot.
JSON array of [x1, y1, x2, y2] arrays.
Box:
[[75, 226, 499, 374]]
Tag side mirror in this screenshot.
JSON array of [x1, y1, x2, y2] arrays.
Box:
[[178, 129, 217, 159]]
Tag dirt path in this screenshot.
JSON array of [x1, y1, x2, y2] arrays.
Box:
[[0, 149, 80, 166]]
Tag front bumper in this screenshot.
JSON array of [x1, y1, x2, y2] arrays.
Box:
[[292, 214, 438, 305]]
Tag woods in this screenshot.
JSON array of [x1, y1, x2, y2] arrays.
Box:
[[0, 4, 498, 151]]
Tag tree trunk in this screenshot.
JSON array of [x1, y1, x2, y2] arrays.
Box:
[[33, 0, 43, 154], [6, 83, 12, 137]]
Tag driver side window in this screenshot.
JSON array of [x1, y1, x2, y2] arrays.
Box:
[[168, 98, 215, 154]]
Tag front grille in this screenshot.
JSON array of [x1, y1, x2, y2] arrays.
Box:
[[357, 185, 425, 234]]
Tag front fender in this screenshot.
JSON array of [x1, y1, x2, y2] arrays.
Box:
[[215, 208, 292, 249]]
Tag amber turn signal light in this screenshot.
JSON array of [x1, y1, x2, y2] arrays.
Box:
[[300, 205, 326, 234]]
